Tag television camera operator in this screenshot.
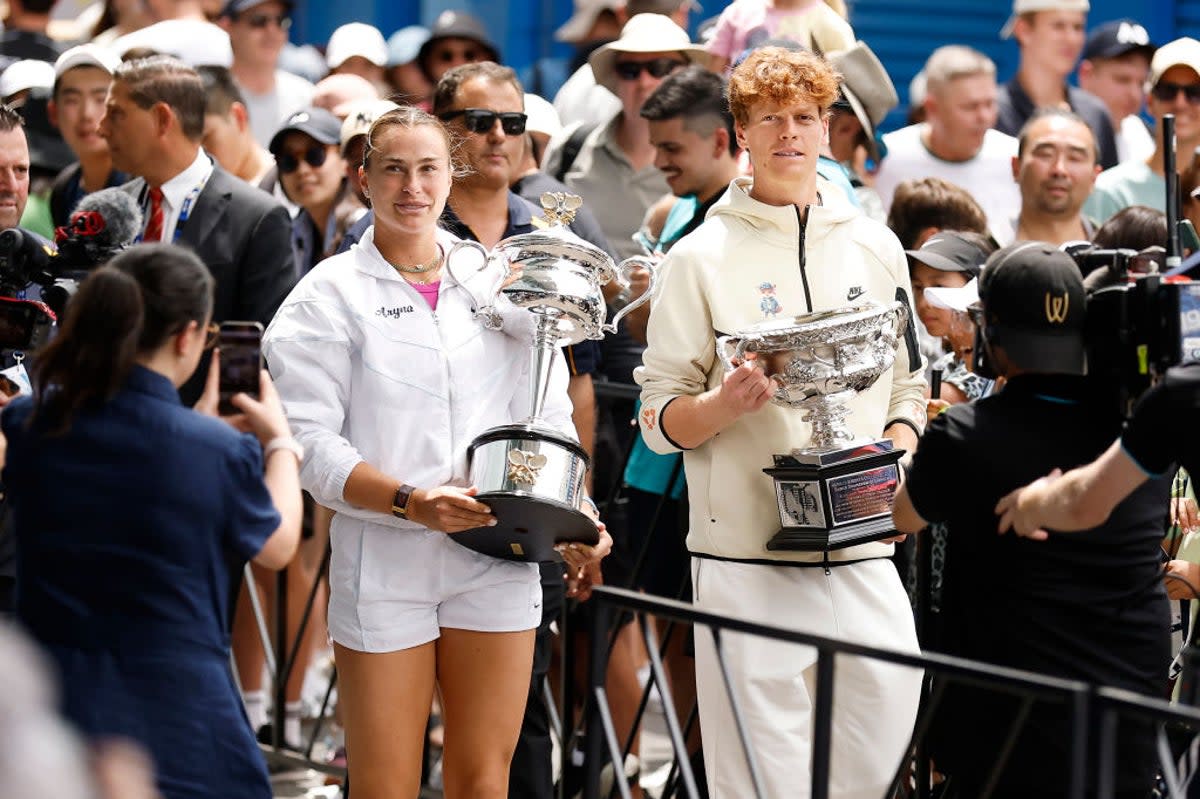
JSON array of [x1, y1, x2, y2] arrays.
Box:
[[893, 241, 1172, 798]]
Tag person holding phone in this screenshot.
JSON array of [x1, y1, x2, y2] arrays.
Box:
[[2, 243, 303, 799], [263, 106, 611, 799]]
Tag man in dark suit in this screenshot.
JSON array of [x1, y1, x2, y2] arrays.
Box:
[[99, 54, 295, 400]]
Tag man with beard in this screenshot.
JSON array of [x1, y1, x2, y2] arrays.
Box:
[[1007, 107, 1100, 245]]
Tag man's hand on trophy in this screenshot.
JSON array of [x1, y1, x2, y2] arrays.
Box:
[[718, 352, 776, 415], [409, 485, 498, 533]]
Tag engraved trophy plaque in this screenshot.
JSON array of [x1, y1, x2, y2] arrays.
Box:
[[716, 301, 909, 551], [443, 193, 657, 561]]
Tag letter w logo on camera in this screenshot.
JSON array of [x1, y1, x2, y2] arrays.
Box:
[[1044, 292, 1070, 324]]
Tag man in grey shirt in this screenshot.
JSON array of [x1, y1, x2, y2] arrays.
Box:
[[220, 0, 314, 148]]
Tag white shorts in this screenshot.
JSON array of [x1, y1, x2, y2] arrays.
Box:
[[327, 515, 542, 653]]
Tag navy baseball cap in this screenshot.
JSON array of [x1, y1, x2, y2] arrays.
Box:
[[268, 107, 342, 155], [1082, 20, 1155, 62]]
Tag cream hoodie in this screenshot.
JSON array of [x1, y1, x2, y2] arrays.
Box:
[[636, 177, 927, 564]]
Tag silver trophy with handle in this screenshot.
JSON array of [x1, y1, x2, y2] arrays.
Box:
[[444, 193, 658, 561], [716, 301, 909, 551]]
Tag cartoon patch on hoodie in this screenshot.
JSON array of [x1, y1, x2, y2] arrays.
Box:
[[758, 282, 782, 319]]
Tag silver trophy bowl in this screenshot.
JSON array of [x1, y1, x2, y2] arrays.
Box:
[[717, 301, 907, 453]]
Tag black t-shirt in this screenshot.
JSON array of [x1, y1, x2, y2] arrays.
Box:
[[1122, 362, 1200, 478], [0, 30, 65, 65], [906, 373, 1170, 795]]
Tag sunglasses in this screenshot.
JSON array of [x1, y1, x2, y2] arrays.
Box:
[[204, 322, 220, 350], [1152, 80, 1200, 105], [435, 46, 480, 63], [277, 145, 329, 174], [243, 12, 291, 30], [613, 58, 686, 81], [966, 303, 985, 328], [439, 108, 527, 136]]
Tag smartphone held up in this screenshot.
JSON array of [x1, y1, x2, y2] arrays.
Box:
[[217, 321, 263, 416]]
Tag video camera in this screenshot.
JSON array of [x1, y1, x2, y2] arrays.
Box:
[[0, 188, 143, 351], [1065, 244, 1200, 410]]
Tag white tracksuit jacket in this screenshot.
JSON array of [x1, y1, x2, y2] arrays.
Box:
[[262, 225, 576, 529]]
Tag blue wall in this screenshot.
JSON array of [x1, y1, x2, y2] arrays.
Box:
[[292, 0, 1197, 131]]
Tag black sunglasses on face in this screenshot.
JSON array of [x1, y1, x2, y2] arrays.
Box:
[[1152, 80, 1200, 105], [613, 57, 686, 81], [244, 12, 291, 30], [436, 47, 479, 63], [277, 145, 328, 174], [439, 108, 527, 135]]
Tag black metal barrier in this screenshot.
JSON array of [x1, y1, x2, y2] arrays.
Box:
[[237, 379, 1200, 799], [580, 585, 1200, 799]]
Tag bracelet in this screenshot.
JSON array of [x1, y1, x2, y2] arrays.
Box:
[[263, 436, 303, 464]]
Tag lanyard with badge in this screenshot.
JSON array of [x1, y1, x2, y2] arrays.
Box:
[[134, 172, 212, 244]]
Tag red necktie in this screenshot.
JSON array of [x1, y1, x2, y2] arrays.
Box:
[[144, 187, 164, 242]]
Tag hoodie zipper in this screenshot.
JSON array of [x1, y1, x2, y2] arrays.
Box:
[[794, 205, 813, 313]]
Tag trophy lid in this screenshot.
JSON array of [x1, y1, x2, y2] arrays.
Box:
[[489, 192, 615, 274]]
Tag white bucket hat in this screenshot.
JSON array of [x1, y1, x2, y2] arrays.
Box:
[[588, 14, 709, 95]]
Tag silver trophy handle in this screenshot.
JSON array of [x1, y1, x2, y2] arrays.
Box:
[[445, 239, 508, 330], [874, 301, 908, 354], [715, 334, 750, 373], [603, 255, 659, 335]]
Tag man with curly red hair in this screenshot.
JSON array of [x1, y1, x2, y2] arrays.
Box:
[[635, 46, 925, 798]]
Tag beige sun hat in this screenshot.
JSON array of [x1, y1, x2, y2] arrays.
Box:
[[829, 41, 898, 161], [588, 13, 709, 95]]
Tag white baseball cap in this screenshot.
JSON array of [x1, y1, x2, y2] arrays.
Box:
[[340, 98, 401, 152], [54, 44, 120, 80], [1000, 0, 1089, 39], [0, 60, 55, 100], [924, 278, 980, 313], [523, 93, 562, 139], [1147, 37, 1200, 89], [326, 23, 388, 70], [112, 20, 233, 68]]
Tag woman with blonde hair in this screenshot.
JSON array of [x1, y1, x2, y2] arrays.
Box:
[[263, 106, 610, 798]]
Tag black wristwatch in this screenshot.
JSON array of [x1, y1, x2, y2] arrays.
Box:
[[391, 484, 416, 518]]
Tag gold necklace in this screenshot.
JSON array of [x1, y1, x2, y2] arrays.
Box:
[[391, 245, 443, 277]]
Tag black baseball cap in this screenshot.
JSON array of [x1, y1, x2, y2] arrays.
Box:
[[978, 241, 1086, 375], [1082, 20, 1155, 62], [905, 231, 988, 277], [268, 107, 341, 155]]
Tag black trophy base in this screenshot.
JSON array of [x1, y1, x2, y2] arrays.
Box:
[[450, 492, 599, 562], [764, 442, 904, 553]]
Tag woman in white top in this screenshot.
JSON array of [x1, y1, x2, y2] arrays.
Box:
[[263, 107, 610, 798]]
